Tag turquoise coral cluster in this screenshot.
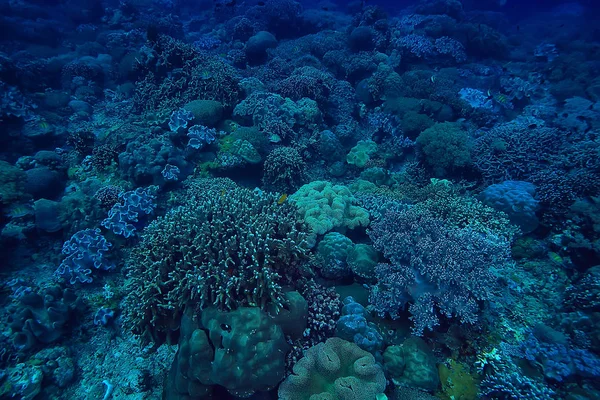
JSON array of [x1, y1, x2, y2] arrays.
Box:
[[123, 178, 308, 342]]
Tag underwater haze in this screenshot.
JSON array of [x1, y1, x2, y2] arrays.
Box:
[[1, 0, 600, 399]]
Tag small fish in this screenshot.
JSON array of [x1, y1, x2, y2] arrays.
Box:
[[430, 75, 436, 83], [39, 121, 50, 129], [200, 70, 213, 80], [228, 121, 239, 132], [221, 189, 226, 197], [5, 204, 34, 218], [495, 94, 508, 103], [548, 252, 563, 265], [277, 193, 288, 205]]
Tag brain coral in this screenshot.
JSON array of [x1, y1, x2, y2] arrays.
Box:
[[278, 337, 386, 400]]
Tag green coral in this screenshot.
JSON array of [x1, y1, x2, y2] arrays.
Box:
[[230, 139, 261, 164], [347, 140, 378, 168], [416, 122, 471, 176], [438, 360, 479, 400], [289, 181, 370, 238], [166, 304, 289, 399], [383, 337, 439, 392], [360, 167, 392, 186], [347, 244, 379, 281], [278, 337, 386, 400], [123, 178, 308, 342], [317, 232, 354, 264], [269, 291, 308, 339], [317, 232, 354, 278], [402, 110, 435, 138], [183, 99, 224, 126]]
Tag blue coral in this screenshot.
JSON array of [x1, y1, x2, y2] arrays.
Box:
[[101, 186, 158, 238], [480, 180, 539, 234], [459, 88, 494, 110], [55, 228, 114, 284], [168, 108, 194, 132], [516, 331, 600, 381], [161, 164, 180, 181], [336, 296, 384, 355], [481, 361, 555, 400], [187, 125, 218, 149]]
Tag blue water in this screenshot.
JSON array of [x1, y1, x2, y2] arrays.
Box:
[[1, 0, 599, 399]]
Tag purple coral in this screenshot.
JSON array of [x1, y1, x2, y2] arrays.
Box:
[[276, 71, 330, 103], [368, 205, 511, 335], [434, 36, 467, 63], [194, 35, 221, 50]]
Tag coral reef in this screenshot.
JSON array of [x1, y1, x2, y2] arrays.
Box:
[[1, 0, 599, 398]]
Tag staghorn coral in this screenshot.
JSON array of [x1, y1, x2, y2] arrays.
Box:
[[123, 178, 308, 343], [472, 122, 562, 183]]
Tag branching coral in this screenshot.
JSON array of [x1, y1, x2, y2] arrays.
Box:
[[123, 178, 308, 343], [262, 146, 307, 193], [233, 91, 322, 142], [133, 35, 241, 114], [368, 202, 513, 335]]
